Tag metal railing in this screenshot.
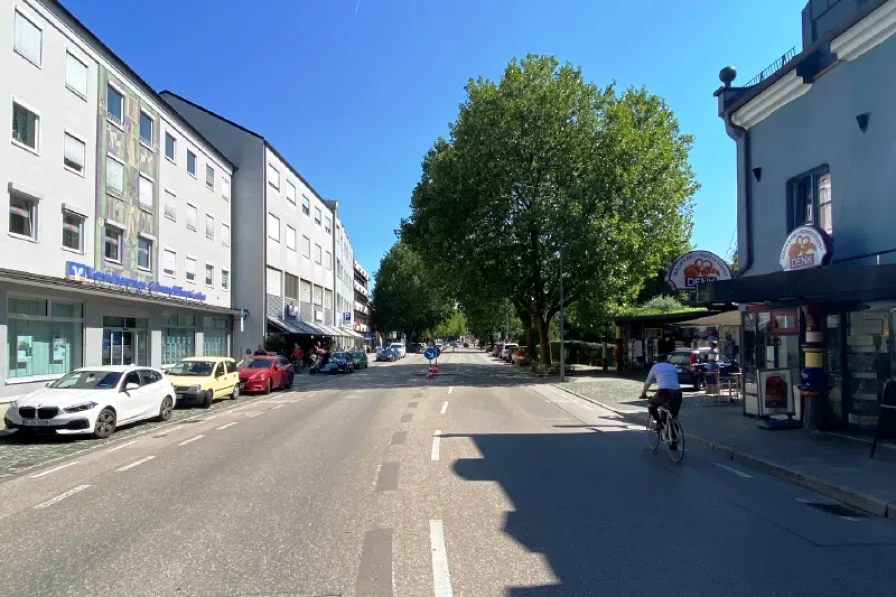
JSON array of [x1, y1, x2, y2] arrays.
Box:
[[745, 46, 797, 87]]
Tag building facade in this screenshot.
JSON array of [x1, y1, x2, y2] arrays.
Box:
[[1, 0, 237, 400], [709, 0, 896, 434], [353, 259, 371, 346], [158, 92, 364, 353]]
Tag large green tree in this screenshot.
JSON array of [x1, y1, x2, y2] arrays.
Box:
[[370, 241, 451, 342], [402, 54, 697, 366]]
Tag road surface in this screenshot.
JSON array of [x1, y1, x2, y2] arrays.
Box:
[[1, 348, 894, 596]]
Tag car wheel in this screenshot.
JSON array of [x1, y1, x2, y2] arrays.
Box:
[[695, 376, 706, 391], [201, 390, 213, 409], [231, 384, 240, 400], [156, 396, 174, 422], [265, 379, 272, 395], [93, 408, 117, 439]]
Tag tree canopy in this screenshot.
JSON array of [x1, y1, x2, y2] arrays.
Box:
[[402, 54, 697, 365]]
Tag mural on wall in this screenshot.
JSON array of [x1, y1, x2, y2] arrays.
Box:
[[94, 66, 159, 282]]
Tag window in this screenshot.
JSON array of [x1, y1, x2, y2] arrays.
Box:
[[788, 168, 832, 234], [286, 225, 297, 251], [139, 111, 153, 146], [266, 267, 281, 296], [284, 273, 299, 299], [137, 236, 152, 271], [286, 182, 296, 204], [161, 313, 196, 365], [185, 256, 197, 282], [7, 297, 84, 379], [104, 224, 122, 262], [301, 195, 310, 216], [221, 269, 230, 290], [12, 102, 39, 152], [302, 235, 311, 258], [268, 165, 280, 189], [164, 189, 176, 220], [62, 210, 84, 252], [163, 248, 176, 276], [268, 213, 280, 241], [186, 203, 197, 231], [63, 133, 85, 174], [324, 216, 331, 234], [206, 165, 215, 189], [106, 85, 123, 126], [222, 222, 231, 247], [325, 250, 332, 270], [314, 244, 322, 264], [9, 195, 36, 240], [138, 175, 153, 211], [205, 263, 214, 286], [314, 207, 322, 225], [187, 150, 196, 176], [222, 177, 230, 201], [13, 11, 42, 66], [205, 214, 215, 240], [106, 156, 123, 197], [165, 133, 176, 161], [65, 52, 88, 98]]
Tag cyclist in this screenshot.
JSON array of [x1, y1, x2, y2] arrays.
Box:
[[639, 354, 683, 450]]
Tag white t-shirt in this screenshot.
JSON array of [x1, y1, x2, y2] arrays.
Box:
[[646, 362, 681, 390]]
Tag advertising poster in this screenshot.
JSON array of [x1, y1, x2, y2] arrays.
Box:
[[759, 369, 794, 417], [52, 336, 66, 363], [17, 335, 33, 364]]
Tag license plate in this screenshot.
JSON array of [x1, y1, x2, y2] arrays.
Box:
[[23, 419, 50, 426]]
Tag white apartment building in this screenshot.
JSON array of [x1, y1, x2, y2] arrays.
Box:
[[160, 92, 365, 353], [0, 0, 237, 400], [332, 211, 356, 338]]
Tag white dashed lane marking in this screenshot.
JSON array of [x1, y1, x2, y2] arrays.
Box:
[[34, 485, 91, 509], [178, 435, 204, 447], [431, 430, 441, 461], [217, 422, 238, 430], [116, 456, 156, 472], [105, 440, 139, 453], [30, 461, 79, 479], [713, 462, 754, 478], [440, 401, 448, 414], [430, 520, 454, 597]]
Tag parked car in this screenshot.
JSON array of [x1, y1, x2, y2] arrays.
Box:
[[463, 342, 470, 348], [376, 348, 396, 362], [3, 366, 176, 439], [167, 357, 240, 408], [512, 346, 528, 364], [390, 342, 407, 358], [667, 348, 740, 390], [502, 343, 519, 362], [238, 356, 294, 394], [492, 343, 505, 358], [331, 352, 355, 374], [351, 351, 369, 369]]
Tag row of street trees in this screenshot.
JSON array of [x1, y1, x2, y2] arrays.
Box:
[[373, 54, 697, 366]]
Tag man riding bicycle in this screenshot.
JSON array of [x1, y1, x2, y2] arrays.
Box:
[[639, 354, 683, 450]]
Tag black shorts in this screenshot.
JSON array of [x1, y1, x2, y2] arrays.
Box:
[[648, 389, 683, 417]]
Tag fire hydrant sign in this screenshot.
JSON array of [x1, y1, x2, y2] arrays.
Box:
[[665, 251, 732, 291], [779, 225, 831, 271]]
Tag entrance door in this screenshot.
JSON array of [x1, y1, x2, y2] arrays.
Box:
[[103, 328, 148, 366]]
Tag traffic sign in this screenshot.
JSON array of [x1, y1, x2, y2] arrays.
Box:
[[424, 347, 437, 361]]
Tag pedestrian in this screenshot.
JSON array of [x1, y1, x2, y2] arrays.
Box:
[[254, 344, 266, 356], [293, 344, 304, 373]]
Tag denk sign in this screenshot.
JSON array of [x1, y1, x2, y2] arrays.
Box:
[[665, 251, 732, 291], [779, 225, 832, 271], [66, 261, 207, 302]]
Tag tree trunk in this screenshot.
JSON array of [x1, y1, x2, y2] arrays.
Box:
[[520, 310, 535, 361], [538, 315, 552, 367]]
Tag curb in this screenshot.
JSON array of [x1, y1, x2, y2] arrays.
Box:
[[552, 383, 893, 520]]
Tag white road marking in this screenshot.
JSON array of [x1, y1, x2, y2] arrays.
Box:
[[271, 404, 284, 410], [34, 485, 90, 509], [430, 520, 454, 597], [0, 473, 12, 479], [116, 456, 156, 472], [30, 461, 79, 479], [712, 462, 754, 478], [431, 430, 442, 461], [204, 414, 219, 421], [448, 386, 453, 394], [841, 516, 861, 522], [178, 435, 205, 446], [246, 411, 262, 418], [579, 403, 595, 411], [373, 464, 382, 489], [105, 440, 138, 453], [217, 421, 238, 430], [440, 401, 449, 414]]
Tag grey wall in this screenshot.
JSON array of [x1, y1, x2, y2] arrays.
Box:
[[741, 32, 896, 277], [160, 93, 266, 354]]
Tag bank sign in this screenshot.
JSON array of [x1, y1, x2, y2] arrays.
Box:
[[779, 225, 832, 271], [65, 261, 207, 302], [665, 251, 732, 291]]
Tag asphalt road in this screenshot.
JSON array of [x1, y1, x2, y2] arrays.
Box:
[[1, 348, 895, 596]]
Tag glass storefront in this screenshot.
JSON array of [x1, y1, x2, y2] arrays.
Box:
[[740, 308, 801, 417], [6, 296, 83, 378], [203, 316, 230, 357], [102, 316, 148, 366], [161, 312, 196, 365]]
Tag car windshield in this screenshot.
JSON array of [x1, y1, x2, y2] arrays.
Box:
[[50, 370, 123, 390], [333, 353, 347, 362], [351, 352, 364, 359], [667, 353, 692, 365], [245, 359, 274, 369], [168, 361, 216, 376]]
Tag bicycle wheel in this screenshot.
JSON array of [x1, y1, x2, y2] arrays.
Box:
[[667, 419, 685, 463], [645, 414, 660, 451]]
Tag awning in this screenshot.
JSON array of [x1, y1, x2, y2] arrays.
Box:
[[318, 324, 344, 337], [269, 318, 329, 336], [676, 311, 741, 328], [341, 327, 365, 339]]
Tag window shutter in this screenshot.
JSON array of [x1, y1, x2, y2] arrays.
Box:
[[164, 250, 176, 274], [65, 54, 87, 96], [14, 12, 42, 65], [64, 134, 85, 168], [139, 176, 153, 209], [186, 258, 196, 276], [165, 190, 176, 218], [106, 158, 123, 196]]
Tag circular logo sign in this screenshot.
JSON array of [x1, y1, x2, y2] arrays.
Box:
[[424, 347, 437, 361], [779, 225, 831, 271], [665, 251, 732, 291]]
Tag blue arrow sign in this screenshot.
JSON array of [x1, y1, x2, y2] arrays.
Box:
[[424, 347, 437, 361]]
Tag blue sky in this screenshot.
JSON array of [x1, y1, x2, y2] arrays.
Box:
[[66, 0, 806, 283]]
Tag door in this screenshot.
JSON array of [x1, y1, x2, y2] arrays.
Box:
[[136, 369, 163, 419], [211, 362, 227, 398], [223, 360, 239, 392], [103, 329, 147, 366], [117, 370, 146, 422]]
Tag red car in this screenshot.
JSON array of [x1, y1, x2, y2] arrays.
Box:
[[238, 356, 295, 394]]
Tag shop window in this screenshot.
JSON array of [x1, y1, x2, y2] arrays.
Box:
[[787, 166, 831, 234], [161, 312, 196, 365], [203, 317, 230, 357], [771, 309, 799, 334], [7, 296, 83, 379]]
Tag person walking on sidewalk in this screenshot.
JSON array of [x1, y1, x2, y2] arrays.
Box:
[[639, 355, 683, 449]]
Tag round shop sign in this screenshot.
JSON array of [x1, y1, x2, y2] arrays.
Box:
[[779, 225, 832, 271], [665, 251, 732, 291]]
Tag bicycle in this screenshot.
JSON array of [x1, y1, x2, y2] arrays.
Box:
[[645, 404, 685, 464]]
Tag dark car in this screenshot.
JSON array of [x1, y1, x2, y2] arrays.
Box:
[[376, 348, 396, 362], [667, 348, 739, 390], [331, 352, 355, 374]]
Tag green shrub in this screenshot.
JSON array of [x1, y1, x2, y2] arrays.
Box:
[[548, 340, 616, 367]]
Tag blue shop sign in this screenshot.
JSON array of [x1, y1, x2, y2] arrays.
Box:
[[65, 261, 206, 302]]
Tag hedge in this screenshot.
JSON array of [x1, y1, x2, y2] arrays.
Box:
[[548, 340, 616, 367]]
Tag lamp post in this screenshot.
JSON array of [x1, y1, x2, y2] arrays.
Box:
[[559, 248, 565, 381]]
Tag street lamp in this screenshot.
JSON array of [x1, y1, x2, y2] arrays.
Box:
[[559, 248, 565, 381]]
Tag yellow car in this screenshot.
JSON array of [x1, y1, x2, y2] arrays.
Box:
[[166, 357, 240, 408]]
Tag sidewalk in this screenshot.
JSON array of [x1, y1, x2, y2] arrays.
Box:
[[555, 376, 896, 520]]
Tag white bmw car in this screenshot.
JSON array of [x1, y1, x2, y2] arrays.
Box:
[[3, 365, 176, 439]]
